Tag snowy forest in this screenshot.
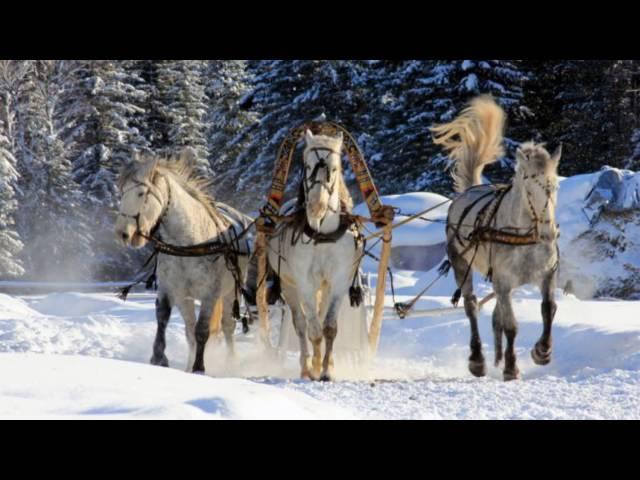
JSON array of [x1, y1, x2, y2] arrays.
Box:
[[1, 60, 639, 282]]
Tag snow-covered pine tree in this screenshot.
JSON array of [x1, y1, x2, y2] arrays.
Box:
[[58, 60, 149, 279], [156, 61, 210, 175], [205, 60, 258, 183], [121, 60, 160, 154], [361, 60, 532, 195], [14, 60, 94, 280], [628, 129, 640, 170], [60, 60, 147, 212], [548, 60, 636, 176], [0, 60, 29, 277], [0, 121, 24, 278], [228, 60, 370, 210]]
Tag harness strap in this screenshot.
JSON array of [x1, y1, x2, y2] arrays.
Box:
[[454, 190, 497, 246]]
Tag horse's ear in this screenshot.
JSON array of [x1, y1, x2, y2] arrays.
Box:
[[305, 129, 314, 143], [132, 150, 142, 163], [179, 147, 198, 165], [334, 131, 343, 145], [515, 147, 527, 165], [139, 155, 158, 180], [550, 143, 562, 165]]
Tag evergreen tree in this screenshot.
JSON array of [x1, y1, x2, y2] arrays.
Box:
[[58, 60, 149, 279], [545, 60, 636, 176], [60, 60, 147, 211], [205, 60, 258, 181], [157, 60, 210, 175], [628, 128, 640, 170], [0, 60, 29, 277], [0, 123, 23, 278], [15, 60, 93, 280], [364, 60, 532, 195]]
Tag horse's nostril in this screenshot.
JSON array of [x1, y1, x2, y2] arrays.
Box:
[[122, 233, 129, 240]]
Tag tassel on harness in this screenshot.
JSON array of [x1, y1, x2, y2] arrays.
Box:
[[118, 251, 159, 302], [349, 285, 363, 308]]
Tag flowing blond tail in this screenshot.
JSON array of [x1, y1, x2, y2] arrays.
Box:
[[430, 95, 506, 193]]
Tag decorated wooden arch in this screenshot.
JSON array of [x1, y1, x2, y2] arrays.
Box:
[[254, 121, 395, 356]]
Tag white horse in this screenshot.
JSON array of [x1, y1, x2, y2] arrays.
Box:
[[115, 151, 252, 373], [432, 96, 561, 381], [267, 130, 363, 381]]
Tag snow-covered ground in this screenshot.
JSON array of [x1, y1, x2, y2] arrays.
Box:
[[1, 279, 640, 419]]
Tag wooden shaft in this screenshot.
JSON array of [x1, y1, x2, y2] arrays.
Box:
[[255, 227, 271, 349], [368, 222, 393, 356], [208, 298, 224, 338]]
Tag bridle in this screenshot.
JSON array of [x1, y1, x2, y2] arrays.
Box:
[[302, 147, 340, 201], [118, 174, 171, 240], [522, 171, 558, 240]]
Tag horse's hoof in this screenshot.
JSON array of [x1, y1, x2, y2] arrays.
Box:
[[503, 369, 521, 381], [319, 373, 332, 382], [468, 358, 487, 377], [301, 370, 317, 381], [150, 355, 169, 367], [531, 344, 552, 365]]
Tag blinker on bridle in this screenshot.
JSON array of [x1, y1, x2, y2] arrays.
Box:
[[303, 147, 340, 197]]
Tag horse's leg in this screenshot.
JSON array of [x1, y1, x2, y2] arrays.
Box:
[[304, 290, 323, 381], [176, 298, 197, 372], [493, 309, 504, 367], [221, 295, 236, 358], [494, 286, 520, 381], [320, 293, 341, 382], [192, 294, 219, 374], [532, 269, 557, 366], [283, 285, 312, 379], [450, 247, 485, 377], [150, 293, 171, 367]]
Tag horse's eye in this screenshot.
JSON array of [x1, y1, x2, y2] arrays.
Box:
[[138, 192, 144, 198]]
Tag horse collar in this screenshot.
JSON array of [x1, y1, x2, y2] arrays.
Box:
[[303, 216, 352, 244]]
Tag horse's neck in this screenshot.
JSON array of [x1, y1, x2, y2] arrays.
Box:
[[159, 175, 220, 244], [507, 175, 557, 234]]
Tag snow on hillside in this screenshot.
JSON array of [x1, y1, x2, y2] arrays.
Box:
[[353, 192, 450, 247]]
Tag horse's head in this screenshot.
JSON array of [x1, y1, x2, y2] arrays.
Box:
[[302, 129, 344, 227], [115, 153, 166, 248], [516, 142, 562, 223], [515, 142, 561, 179]]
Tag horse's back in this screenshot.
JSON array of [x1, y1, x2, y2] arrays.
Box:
[[216, 201, 253, 256], [447, 184, 505, 238]]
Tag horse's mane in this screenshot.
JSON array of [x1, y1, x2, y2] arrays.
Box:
[[119, 151, 225, 225]]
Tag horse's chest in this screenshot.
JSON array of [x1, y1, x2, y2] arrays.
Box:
[[276, 231, 359, 285]]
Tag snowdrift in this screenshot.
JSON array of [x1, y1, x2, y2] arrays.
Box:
[[0, 353, 354, 419]]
